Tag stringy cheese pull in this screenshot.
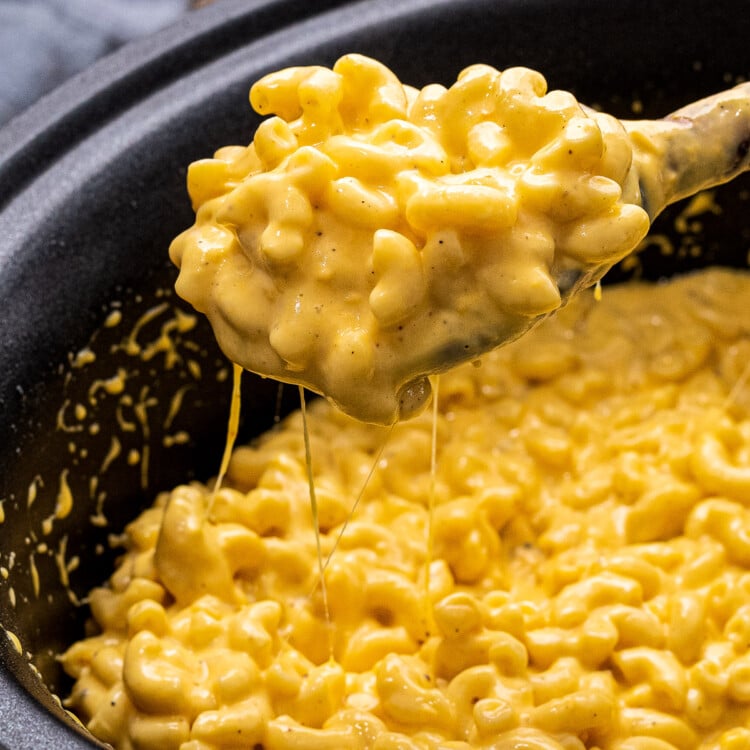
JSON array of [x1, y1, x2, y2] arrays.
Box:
[[169, 54, 649, 424]]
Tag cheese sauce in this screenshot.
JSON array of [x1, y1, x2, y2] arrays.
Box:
[[62, 268, 750, 750]]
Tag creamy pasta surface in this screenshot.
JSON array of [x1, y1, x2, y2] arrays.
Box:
[[63, 268, 750, 750], [169, 54, 651, 424]]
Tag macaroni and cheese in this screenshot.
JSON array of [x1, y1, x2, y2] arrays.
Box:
[[63, 267, 750, 750], [169, 54, 653, 424]]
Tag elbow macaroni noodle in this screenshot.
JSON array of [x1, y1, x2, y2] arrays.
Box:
[[169, 54, 650, 424], [63, 267, 750, 750]]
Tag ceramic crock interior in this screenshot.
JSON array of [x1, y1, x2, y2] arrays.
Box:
[[1, 0, 749, 747]]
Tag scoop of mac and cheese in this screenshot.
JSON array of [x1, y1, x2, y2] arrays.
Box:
[[63, 268, 750, 750], [169, 54, 650, 423]]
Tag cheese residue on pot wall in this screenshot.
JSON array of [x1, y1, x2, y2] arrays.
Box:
[[0, 291, 222, 670], [62, 268, 750, 750]]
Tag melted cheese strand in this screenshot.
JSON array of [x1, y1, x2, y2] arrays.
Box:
[[425, 374, 440, 616], [725, 357, 750, 409], [316, 424, 395, 590], [299, 386, 332, 656], [208, 362, 242, 513]]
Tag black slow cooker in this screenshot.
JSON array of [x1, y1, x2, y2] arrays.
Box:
[[1, 1, 749, 748]]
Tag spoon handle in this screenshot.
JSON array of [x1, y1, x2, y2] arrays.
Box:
[[625, 82, 750, 219]]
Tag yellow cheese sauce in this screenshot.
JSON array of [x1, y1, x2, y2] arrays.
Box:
[[62, 267, 750, 750], [170, 54, 655, 425]]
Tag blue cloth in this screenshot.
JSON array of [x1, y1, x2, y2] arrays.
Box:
[[0, 0, 187, 126]]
